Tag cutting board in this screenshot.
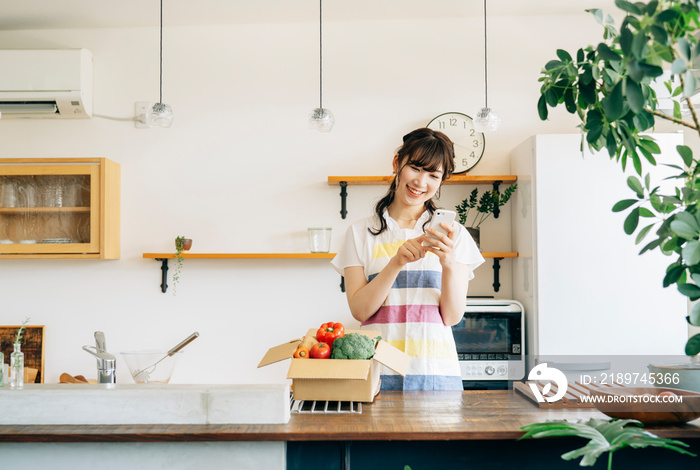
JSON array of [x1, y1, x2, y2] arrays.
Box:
[[515, 380, 627, 409]]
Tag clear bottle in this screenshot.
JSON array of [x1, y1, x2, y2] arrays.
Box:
[[10, 342, 24, 389], [0, 351, 4, 387]]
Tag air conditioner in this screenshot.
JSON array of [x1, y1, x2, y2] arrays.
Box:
[[0, 49, 93, 119]]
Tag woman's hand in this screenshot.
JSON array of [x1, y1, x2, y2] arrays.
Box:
[[393, 236, 427, 267], [423, 222, 457, 268]]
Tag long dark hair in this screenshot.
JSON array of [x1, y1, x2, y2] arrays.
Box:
[[369, 128, 455, 236]]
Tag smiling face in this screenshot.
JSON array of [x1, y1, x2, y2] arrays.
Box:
[[393, 156, 443, 208]]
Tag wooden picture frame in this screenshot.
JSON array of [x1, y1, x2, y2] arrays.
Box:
[[0, 325, 45, 383]]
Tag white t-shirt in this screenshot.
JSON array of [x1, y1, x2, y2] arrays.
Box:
[[331, 209, 484, 390]]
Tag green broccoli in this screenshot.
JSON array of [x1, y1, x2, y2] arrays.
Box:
[[330, 333, 379, 360]]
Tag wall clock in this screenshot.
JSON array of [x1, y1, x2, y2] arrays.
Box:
[[427, 112, 485, 174]]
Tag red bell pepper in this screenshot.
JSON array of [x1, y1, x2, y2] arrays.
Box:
[[310, 342, 331, 359], [316, 322, 345, 347]]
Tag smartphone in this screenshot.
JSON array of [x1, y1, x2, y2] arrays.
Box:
[[424, 209, 456, 242]]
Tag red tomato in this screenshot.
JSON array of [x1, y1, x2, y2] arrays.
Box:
[[316, 322, 345, 347], [310, 342, 331, 359]]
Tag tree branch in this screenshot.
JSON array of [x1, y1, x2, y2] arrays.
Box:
[[646, 108, 700, 131]]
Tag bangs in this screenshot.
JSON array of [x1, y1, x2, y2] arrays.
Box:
[[405, 140, 452, 175]]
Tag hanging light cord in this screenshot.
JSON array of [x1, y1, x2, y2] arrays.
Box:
[[483, 0, 488, 108], [319, 0, 323, 109], [159, 0, 164, 105]]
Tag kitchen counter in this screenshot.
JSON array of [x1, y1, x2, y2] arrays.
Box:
[[1, 390, 699, 442]]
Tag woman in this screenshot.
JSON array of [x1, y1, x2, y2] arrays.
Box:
[[331, 128, 484, 390]]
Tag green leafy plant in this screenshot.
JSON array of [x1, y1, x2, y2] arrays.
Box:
[[15, 317, 30, 343], [173, 236, 186, 296], [537, 0, 700, 355], [455, 184, 517, 228], [520, 418, 695, 469]]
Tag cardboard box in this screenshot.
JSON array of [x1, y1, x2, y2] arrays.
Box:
[[258, 329, 410, 402]]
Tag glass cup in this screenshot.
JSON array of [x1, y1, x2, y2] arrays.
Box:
[[44, 177, 64, 207], [0, 178, 18, 208], [18, 181, 40, 208], [308, 228, 332, 253]]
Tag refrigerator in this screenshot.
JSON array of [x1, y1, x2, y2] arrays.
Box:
[[510, 133, 688, 360]]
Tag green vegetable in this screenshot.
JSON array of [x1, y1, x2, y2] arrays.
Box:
[[330, 333, 378, 360]]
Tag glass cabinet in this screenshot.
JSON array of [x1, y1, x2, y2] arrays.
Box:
[[0, 158, 120, 259]]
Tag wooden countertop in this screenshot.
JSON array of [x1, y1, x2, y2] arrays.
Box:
[[1, 390, 699, 443]]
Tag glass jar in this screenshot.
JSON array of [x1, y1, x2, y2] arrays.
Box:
[[10, 342, 24, 389]]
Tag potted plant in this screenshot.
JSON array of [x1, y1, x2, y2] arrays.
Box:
[[455, 184, 517, 248], [173, 236, 192, 295], [536, 0, 700, 365]]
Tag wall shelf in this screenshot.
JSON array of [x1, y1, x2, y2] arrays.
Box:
[[142, 252, 516, 294], [142, 252, 336, 293], [327, 174, 517, 219]]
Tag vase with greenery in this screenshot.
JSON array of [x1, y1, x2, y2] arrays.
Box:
[[10, 317, 30, 389], [537, 0, 700, 357], [455, 184, 517, 248], [520, 418, 695, 470]]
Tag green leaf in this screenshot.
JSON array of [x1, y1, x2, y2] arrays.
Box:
[[615, 0, 642, 15], [670, 220, 699, 239], [620, 26, 634, 56], [635, 223, 654, 244], [683, 240, 700, 265], [686, 333, 700, 356], [645, 0, 659, 15], [587, 125, 604, 145], [678, 282, 700, 300], [564, 88, 576, 113], [650, 24, 668, 44], [689, 302, 700, 326], [626, 79, 644, 113], [624, 207, 640, 234], [672, 57, 688, 75], [613, 199, 639, 212], [627, 175, 645, 197], [657, 8, 679, 22], [664, 264, 685, 287], [544, 59, 564, 71], [638, 138, 661, 154], [640, 238, 662, 254], [678, 38, 691, 61], [675, 211, 700, 231], [639, 207, 655, 218], [597, 43, 622, 62], [631, 31, 649, 60], [577, 48, 584, 62], [677, 145, 693, 167], [602, 81, 624, 120], [520, 418, 695, 468], [674, 100, 682, 120], [537, 95, 548, 120], [556, 49, 573, 62], [579, 81, 596, 105]]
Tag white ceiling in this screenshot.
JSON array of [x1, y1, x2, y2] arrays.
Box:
[[0, 0, 617, 30]]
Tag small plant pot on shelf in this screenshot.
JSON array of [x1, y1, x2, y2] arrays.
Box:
[[176, 238, 192, 252], [466, 227, 480, 250]]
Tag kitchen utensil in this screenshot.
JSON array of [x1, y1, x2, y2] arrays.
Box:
[[130, 331, 199, 383]]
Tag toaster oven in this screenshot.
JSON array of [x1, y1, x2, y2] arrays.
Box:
[[452, 299, 525, 387]]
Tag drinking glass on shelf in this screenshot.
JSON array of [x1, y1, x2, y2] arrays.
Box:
[[0, 178, 18, 208], [44, 177, 64, 207], [64, 178, 83, 207], [18, 180, 40, 208]]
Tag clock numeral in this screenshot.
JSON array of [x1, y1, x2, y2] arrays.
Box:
[[473, 140, 480, 148], [437, 121, 445, 129], [470, 152, 475, 158], [462, 159, 469, 166], [449, 118, 457, 127], [469, 129, 476, 136]]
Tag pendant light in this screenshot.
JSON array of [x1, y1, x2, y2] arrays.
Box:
[[308, 0, 334, 132], [473, 0, 500, 132], [145, 0, 174, 127]]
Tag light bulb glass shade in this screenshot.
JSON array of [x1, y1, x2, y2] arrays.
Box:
[[145, 102, 174, 128], [473, 107, 500, 132], [308, 107, 335, 132]]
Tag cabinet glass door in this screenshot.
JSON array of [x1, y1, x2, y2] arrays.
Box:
[[0, 165, 100, 254]]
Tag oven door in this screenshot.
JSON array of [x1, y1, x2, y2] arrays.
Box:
[[452, 309, 524, 382]]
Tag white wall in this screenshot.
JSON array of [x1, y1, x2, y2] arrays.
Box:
[[0, 12, 614, 385]]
